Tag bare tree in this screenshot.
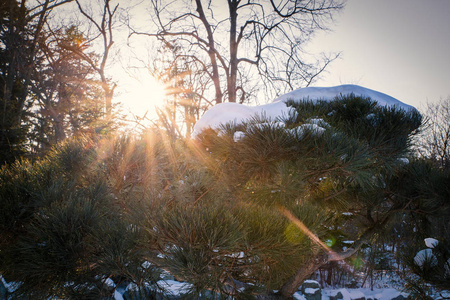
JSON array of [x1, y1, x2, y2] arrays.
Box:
[[418, 96, 450, 169], [129, 0, 344, 107], [61, 0, 118, 119], [150, 42, 213, 137]]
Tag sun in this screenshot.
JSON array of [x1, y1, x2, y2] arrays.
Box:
[[118, 68, 167, 122]]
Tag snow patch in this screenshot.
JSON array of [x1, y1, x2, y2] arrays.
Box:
[[414, 249, 438, 267], [424, 237, 439, 248], [293, 292, 307, 300], [274, 84, 416, 111], [306, 118, 329, 127], [325, 288, 388, 300], [329, 288, 352, 300], [114, 289, 125, 300], [288, 123, 326, 139], [157, 279, 193, 296], [193, 101, 289, 137], [304, 287, 320, 294], [193, 84, 416, 137], [366, 113, 376, 119], [304, 279, 319, 284], [356, 288, 408, 300], [1, 275, 20, 293], [397, 157, 409, 164], [104, 278, 116, 288], [225, 251, 245, 259]]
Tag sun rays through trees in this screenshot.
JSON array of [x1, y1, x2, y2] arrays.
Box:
[[1, 0, 450, 299]]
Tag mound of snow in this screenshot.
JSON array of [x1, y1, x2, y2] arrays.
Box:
[[192, 84, 416, 137], [424, 237, 439, 248], [274, 84, 416, 111], [414, 249, 438, 267], [193, 101, 289, 137]]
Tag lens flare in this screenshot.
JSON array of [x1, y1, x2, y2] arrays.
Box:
[[284, 223, 305, 244]]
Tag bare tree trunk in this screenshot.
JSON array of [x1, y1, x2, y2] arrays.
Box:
[[142, 0, 343, 109], [277, 205, 395, 298], [2, 56, 15, 124], [227, 0, 239, 103], [103, 79, 114, 119], [195, 0, 223, 104], [47, 106, 67, 142], [53, 115, 67, 142], [75, 0, 117, 119]]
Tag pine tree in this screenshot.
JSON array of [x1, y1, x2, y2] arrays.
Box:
[[2, 94, 448, 299], [0, 0, 35, 164], [390, 158, 450, 298], [0, 134, 166, 298], [188, 94, 425, 297]]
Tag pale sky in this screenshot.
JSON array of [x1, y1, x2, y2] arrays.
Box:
[[307, 0, 450, 110], [110, 0, 450, 118]]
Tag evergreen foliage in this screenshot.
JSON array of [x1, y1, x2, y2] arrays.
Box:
[[0, 135, 164, 298], [31, 24, 121, 150], [389, 159, 450, 296], [1, 95, 449, 299], [0, 0, 35, 165], [194, 94, 426, 296]]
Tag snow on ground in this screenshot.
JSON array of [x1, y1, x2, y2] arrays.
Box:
[[0, 274, 414, 300], [192, 84, 417, 137], [109, 276, 411, 300], [119, 278, 411, 300], [322, 287, 409, 300], [0, 274, 417, 300], [156, 279, 193, 295]]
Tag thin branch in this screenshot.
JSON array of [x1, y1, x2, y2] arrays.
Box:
[[27, 0, 74, 21]]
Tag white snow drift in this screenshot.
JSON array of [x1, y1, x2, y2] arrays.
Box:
[[192, 84, 417, 137]]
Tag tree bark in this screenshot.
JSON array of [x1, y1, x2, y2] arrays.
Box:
[[227, 0, 239, 103], [277, 204, 395, 298], [53, 115, 67, 142], [280, 254, 328, 298], [195, 0, 223, 104]]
